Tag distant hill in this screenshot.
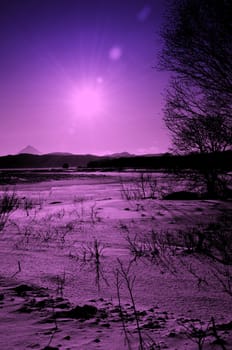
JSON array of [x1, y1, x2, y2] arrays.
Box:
[[45, 152, 74, 156], [108, 152, 133, 158], [19, 145, 41, 155]]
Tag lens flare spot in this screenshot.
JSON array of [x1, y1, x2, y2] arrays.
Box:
[[137, 6, 151, 22], [109, 46, 122, 61]]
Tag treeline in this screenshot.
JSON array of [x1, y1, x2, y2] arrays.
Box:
[[87, 151, 232, 171], [0, 151, 231, 171], [0, 153, 100, 169]]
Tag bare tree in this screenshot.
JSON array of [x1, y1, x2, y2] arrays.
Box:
[[164, 80, 231, 154], [159, 0, 232, 197], [159, 0, 232, 109]]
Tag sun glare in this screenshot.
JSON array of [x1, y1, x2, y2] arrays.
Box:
[[71, 85, 104, 118]]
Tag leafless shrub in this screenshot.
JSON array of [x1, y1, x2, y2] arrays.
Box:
[[120, 173, 158, 201], [126, 233, 149, 261], [73, 195, 87, 203], [177, 225, 206, 254], [156, 178, 177, 200], [175, 212, 232, 265], [125, 229, 178, 274], [0, 188, 19, 231], [71, 199, 85, 222], [21, 197, 34, 216], [55, 270, 66, 298], [37, 194, 45, 210], [178, 318, 211, 350], [45, 299, 59, 350], [182, 254, 232, 298], [210, 317, 227, 350], [178, 317, 227, 350], [115, 268, 133, 350], [90, 202, 101, 224], [14, 212, 75, 249], [119, 221, 129, 232], [77, 238, 108, 290], [18, 195, 45, 217], [37, 224, 58, 245], [124, 211, 232, 298], [53, 208, 65, 220], [71, 200, 101, 224], [154, 212, 232, 296], [115, 259, 159, 350], [11, 261, 21, 278], [116, 259, 145, 350], [204, 213, 232, 266], [63, 219, 76, 233], [17, 223, 35, 246]]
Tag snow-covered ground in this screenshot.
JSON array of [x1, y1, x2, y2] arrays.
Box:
[[0, 173, 231, 349]]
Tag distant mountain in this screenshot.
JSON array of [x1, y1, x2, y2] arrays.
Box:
[[106, 152, 133, 158], [45, 152, 74, 156], [19, 145, 41, 155]]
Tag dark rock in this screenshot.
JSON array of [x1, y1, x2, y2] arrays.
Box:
[[13, 284, 34, 296], [216, 321, 232, 331], [98, 309, 108, 319], [63, 335, 71, 340], [34, 299, 54, 309], [111, 307, 121, 314], [55, 304, 98, 320], [137, 310, 147, 317], [69, 304, 98, 319], [163, 191, 200, 200], [212, 338, 227, 345], [56, 301, 71, 309], [17, 305, 33, 313], [12, 284, 48, 297], [101, 323, 110, 328], [143, 321, 161, 329], [168, 331, 176, 337], [34, 298, 70, 310], [94, 338, 101, 343]]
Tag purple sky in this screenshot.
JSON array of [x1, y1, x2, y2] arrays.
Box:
[[0, 0, 170, 156]]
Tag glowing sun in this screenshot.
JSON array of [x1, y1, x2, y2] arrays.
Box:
[[71, 85, 103, 117]]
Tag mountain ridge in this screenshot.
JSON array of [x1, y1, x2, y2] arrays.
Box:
[[19, 145, 41, 155]]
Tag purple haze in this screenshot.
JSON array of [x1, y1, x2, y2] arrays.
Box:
[[0, 0, 170, 156]]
